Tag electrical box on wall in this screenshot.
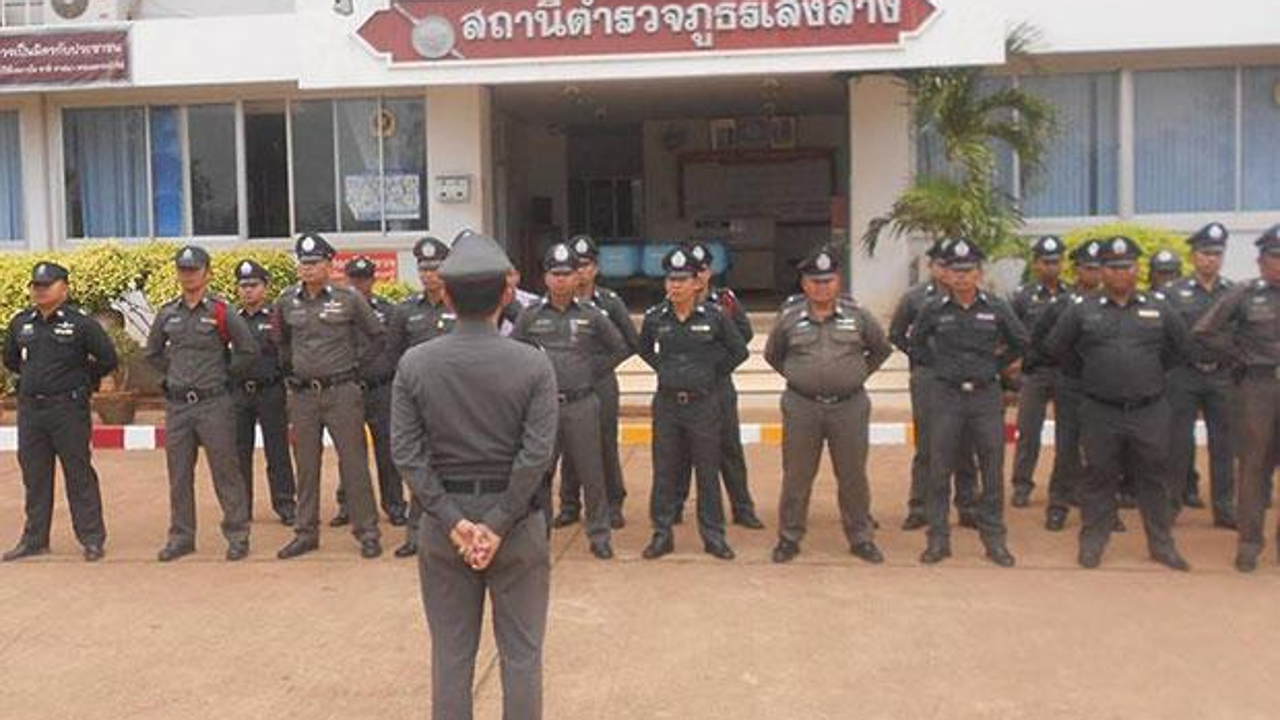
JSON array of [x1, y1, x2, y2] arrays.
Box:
[[435, 175, 471, 204]]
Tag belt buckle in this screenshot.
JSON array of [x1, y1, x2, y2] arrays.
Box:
[[557, 393, 568, 404], [184, 390, 200, 404], [244, 380, 259, 394], [309, 379, 324, 392], [675, 391, 691, 404], [960, 381, 975, 393]]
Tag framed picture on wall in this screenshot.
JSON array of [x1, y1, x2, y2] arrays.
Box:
[[710, 118, 737, 150], [769, 116, 797, 149]]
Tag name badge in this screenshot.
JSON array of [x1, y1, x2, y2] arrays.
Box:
[[975, 312, 996, 322], [691, 323, 712, 333], [1137, 309, 1161, 319]]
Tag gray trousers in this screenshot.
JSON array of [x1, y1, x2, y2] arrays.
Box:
[[777, 389, 875, 547], [926, 384, 1007, 545], [1011, 367, 1059, 492], [335, 382, 406, 517], [1235, 377, 1280, 556], [164, 394, 250, 547], [908, 368, 978, 515], [290, 381, 380, 543], [1167, 366, 1236, 520], [17, 393, 105, 548], [673, 380, 756, 517], [558, 373, 627, 513], [420, 507, 549, 720], [1047, 375, 1085, 511], [551, 393, 610, 543]]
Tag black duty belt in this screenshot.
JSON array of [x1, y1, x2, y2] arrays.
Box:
[[558, 387, 595, 404], [240, 377, 282, 394], [659, 388, 711, 405], [291, 371, 359, 392], [940, 378, 994, 393], [1243, 366, 1280, 382], [361, 375, 395, 391], [167, 385, 229, 405], [442, 478, 509, 495], [21, 387, 88, 403], [1084, 393, 1160, 411], [786, 384, 861, 405]]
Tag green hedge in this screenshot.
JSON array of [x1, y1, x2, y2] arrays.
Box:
[[1055, 223, 1189, 288]]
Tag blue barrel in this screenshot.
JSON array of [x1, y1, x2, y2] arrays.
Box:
[[703, 240, 730, 276], [596, 243, 642, 279], [642, 243, 678, 278]]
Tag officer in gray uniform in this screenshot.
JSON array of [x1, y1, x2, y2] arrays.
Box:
[[1193, 225, 1280, 572], [1149, 249, 1184, 291], [391, 230, 558, 720], [1049, 236, 1191, 571], [274, 233, 385, 560], [639, 247, 749, 561], [890, 239, 979, 530], [911, 239, 1025, 567], [232, 259, 297, 526], [554, 234, 636, 530], [333, 255, 409, 527], [146, 245, 257, 562], [1165, 223, 1235, 525], [513, 243, 630, 558], [3, 262, 117, 562], [765, 246, 893, 564], [1009, 235, 1072, 508], [390, 236, 455, 558]]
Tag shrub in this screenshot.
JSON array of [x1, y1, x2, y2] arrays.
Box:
[[1059, 223, 1189, 288]]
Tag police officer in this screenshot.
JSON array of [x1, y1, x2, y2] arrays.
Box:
[[1149, 249, 1183, 291], [232, 259, 297, 526], [554, 234, 637, 530], [274, 233, 385, 560], [639, 247, 749, 560], [513, 243, 630, 559], [389, 236, 455, 558], [911, 239, 1025, 567], [1048, 236, 1190, 571], [889, 239, 979, 530], [1165, 223, 1235, 526], [146, 245, 257, 562], [390, 230, 558, 720], [336, 255, 409, 528], [765, 246, 892, 564], [2, 262, 117, 562], [1193, 225, 1280, 572], [1009, 235, 1071, 508]]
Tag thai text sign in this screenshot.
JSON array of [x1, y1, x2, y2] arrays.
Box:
[[0, 29, 129, 87]]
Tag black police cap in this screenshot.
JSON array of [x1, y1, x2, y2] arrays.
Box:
[[30, 261, 69, 285], [295, 233, 336, 261], [175, 245, 211, 270], [413, 236, 450, 269], [344, 256, 377, 279], [234, 259, 270, 284], [542, 243, 579, 273], [1188, 222, 1228, 252]]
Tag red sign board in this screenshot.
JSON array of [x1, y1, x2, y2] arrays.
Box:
[[331, 251, 401, 283], [358, 0, 936, 63], [0, 29, 129, 87]]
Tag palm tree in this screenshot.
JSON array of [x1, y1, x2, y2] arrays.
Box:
[[862, 26, 1058, 256]]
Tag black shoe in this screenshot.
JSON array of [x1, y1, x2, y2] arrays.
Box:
[[1011, 486, 1032, 508], [329, 510, 350, 528], [704, 541, 735, 560], [642, 534, 674, 560], [277, 537, 319, 560], [388, 508, 408, 527], [277, 509, 297, 527], [1078, 547, 1103, 569], [590, 541, 614, 560], [360, 539, 383, 559], [1235, 551, 1258, 573], [901, 514, 927, 531], [157, 543, 195, 563], [1113, 516, 1127, 533], [772, 539, 800, 564], [226, 541, 250, 562], [2, 540, 49, 562], [851, 542, 885, 565], [1182, 492, 1206, 509], [83, 544, 104, 563], [552, 510, 581, 529], [1151, 549, 1191, 572], [733, 512, 765, 530], [985, 544, 1016, 568], [1045, 508, 1067, 532], [609, 508, 626, 530], [958, 511, 978, 530], [1213, 516, 1238, 530], [394, 541, 418, 558], [919, 539, 951, 565]]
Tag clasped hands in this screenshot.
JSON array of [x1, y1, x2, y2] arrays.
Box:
[[450, 520, 503, 571]]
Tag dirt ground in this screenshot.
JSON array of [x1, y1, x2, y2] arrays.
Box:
[[1, 444, 1277, 720]]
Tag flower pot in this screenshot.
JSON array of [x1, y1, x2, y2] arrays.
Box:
[[94, 392, 137, 426]]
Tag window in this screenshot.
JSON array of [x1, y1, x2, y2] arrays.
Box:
[[63, 107, 149, 239], [1134, 69, 1236, 214], [1242, 66, 1280, 211], [1020, 73, 1119, 217], [187, 104, 239, 236], [0, 111, 23, 241]]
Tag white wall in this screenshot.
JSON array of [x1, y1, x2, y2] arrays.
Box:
[[425, 85, 493, 244]]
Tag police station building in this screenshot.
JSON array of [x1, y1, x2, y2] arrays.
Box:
[[0, 0, 1278, 312]]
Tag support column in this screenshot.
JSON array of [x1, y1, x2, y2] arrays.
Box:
[[426, 85, 493, 244], [847, 75, 916, 319]]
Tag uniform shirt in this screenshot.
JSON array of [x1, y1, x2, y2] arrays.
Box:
[[145, 294, 257, 390], [586, 285, 639, 353], [390, 319, 559, 537], [394, 292, 456, 350], [888, 281, 940, 367], [1010, 281, 1072, 371], [512, 298, 630, 395], [3, 304, 118, 397], [637, 301, 749, 393], [272, 283, 385, 380], [356, 294, 401, 384], [239, 305, 284, 382], [1164, 275, 1233, 366], [764, 299, 893, 397], [1030, 288, 1095, 379], [1048, 291, 1188, 402], [1193, 278, 1280, 369], [910, 292, 1027, 386]]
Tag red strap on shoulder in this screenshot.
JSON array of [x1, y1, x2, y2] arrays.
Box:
[[719, 288, 739, 316], [212, 300, 231, 344]]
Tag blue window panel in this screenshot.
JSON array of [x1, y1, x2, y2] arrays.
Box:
[[63, 107, 149, 238], [149, 106, 184, 238], [1021, 73, 1119, 217], [0, 111, 23, 241], [1134, 69, 1236, 214], [1242, 66, 1280, 211]]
